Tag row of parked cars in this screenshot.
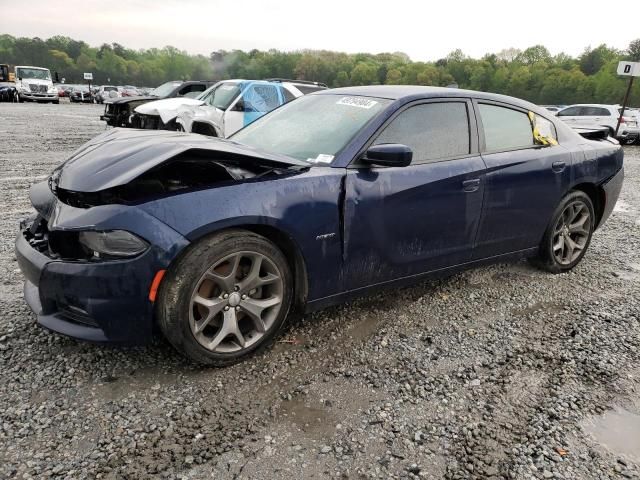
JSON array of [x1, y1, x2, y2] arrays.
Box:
[[100, 78, 327, 137], [55, 84, 153, 103], [544, 104, 640, 144], [98, 80, 640, 146]]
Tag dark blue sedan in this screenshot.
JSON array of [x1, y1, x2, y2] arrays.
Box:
[[16, 86, 624, 365]]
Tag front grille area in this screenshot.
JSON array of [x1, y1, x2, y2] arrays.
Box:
[[22, 215, 50, 254], [22, 215, 88, 260], [28, 84, 47, 93], [138, 114, 160, 130]]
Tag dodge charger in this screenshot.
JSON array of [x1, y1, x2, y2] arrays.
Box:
[[16, 86, 624, 365]]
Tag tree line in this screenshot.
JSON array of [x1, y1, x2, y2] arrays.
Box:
[[1, 34, 639, 105]]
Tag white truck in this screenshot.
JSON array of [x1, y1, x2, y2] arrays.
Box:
[[13, 65, 59, 104]]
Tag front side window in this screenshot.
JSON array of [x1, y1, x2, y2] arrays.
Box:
[[373, 102, 470, 164], [557, 106, 580, 117], [479, 104, 534, 151], [203, 83, 241, 110], [232, 94, 390, 163]]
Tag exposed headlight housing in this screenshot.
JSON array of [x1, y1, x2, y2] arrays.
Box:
[[78, 230, 149, 259]]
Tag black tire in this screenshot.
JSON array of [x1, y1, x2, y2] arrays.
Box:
[[156, 229, 293, 366], [52, 100, 59, 104], [533, 190, 595, 273]]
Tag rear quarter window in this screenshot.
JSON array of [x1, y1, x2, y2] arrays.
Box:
[[295, 85, 326, 95], [479, 104, 534, 151]]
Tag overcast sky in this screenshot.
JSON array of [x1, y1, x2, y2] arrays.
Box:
[[0, 0, 635, 61]]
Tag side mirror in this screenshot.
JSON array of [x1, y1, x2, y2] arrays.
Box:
[[361, 144, 412, 167]]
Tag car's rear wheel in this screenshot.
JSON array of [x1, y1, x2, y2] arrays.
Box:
[[533, 191, 595, 273], [157, 230, 293, 366]]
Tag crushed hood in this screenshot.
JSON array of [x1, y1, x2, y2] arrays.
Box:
[[135, 97, 205, 123], [105, 95, 157, 105], [52, 128, 310, 193]]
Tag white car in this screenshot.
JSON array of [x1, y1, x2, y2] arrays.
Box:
[[556, 104, 639, 143], [135, 79, 326, 137], [94, 85, 120, 104]]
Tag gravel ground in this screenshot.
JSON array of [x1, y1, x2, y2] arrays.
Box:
[[1, 101, 639, 480]]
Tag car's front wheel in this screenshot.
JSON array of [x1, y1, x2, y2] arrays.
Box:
[[533, 191, 595, 273], [157, 230, 293, 366]]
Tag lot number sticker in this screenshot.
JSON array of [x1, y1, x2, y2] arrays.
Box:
[[337, 97, 378, 109]]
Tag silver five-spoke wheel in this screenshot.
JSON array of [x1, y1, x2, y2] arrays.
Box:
[[188, 251, 284, 353], [551, 200, 592, 266]]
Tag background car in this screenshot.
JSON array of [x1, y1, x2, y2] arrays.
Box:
[[121, 85, 140, 97], [69, 86, 93, 103], [100, 80, 215, 127], [556, 104, 639, 143], [16, 86, 623, 366], [141, 79, 327, 137], [93, 85, 120, 104]]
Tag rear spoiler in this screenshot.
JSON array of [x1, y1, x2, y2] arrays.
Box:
[[573, 127, 613, 142]]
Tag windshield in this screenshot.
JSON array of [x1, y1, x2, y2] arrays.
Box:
[[232, 94, 390, 163], [17, 67, 51, 81], [150, 81, 182, 97], [200, 82, 241, 110]]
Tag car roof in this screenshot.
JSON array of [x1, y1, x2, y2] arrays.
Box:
[[561, 104, 617, 108], [315, 85, 539, 110], [15, 65, 49, 70]]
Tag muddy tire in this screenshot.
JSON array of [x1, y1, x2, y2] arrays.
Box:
[[532, 191, 595, 274], [157, 230, 293, 366]]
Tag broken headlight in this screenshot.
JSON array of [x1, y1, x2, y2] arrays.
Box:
[[78, 230, 149, 259]]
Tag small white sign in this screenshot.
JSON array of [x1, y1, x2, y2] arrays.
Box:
[[83, 72, 93, 81], [336, 97, 378, 109], [617, 61, 640, 77]]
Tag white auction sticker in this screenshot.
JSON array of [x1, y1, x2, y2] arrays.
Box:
[[307, 154, 334, 164], [336, 97, 378, 109]]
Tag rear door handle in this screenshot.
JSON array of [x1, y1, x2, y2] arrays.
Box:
[[552, 161, 566, 173], [462, 178, 481, 192]]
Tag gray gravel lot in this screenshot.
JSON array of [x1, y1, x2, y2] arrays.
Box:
[[0, 102, 639, 480]]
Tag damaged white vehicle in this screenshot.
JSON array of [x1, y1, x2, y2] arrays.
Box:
[[133, 79, 326, 137]]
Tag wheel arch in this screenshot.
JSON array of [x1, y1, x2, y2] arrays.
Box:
[[570, 182, 605, 228], [191, 121, 218, 137], [175, 222, 309, 314]]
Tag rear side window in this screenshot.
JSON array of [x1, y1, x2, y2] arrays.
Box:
[[479, 104, 534, 151], [373, 102, 470, 164], [533, 114, 557, 143], [583, 107, 610, 116], [282, 88, 297, 103]]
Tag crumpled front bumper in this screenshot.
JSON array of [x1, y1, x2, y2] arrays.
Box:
[[15, 229, 160, 344]]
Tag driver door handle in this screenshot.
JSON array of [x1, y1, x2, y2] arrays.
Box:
[[462, 178, 481, 192], [552, 161, 566, 173]]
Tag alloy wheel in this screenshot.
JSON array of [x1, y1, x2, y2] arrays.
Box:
[[188, 251, 284, 353], [552, 200, 592, 266]]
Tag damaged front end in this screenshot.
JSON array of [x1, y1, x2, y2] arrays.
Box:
[[15, 128, 310, 344]]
